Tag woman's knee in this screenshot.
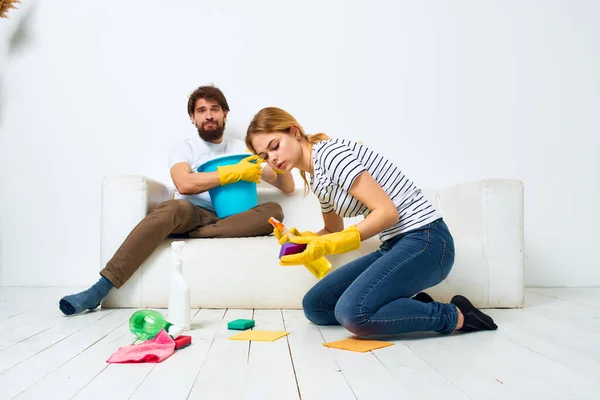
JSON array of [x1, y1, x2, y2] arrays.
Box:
[[302, 289, 337, 326], [334, 300, 371, 336]]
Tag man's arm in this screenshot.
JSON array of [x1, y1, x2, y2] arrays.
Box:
[[170, 162, 221, 195], [261, 165, 295, 194]]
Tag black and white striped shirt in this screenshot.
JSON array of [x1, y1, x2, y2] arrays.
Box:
[[310, 138, 441, 243]]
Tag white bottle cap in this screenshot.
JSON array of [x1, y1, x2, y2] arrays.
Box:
[[171, 241, 185, 261], [167, 324, 185, 338]]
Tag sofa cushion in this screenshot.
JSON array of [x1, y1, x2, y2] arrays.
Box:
[[103, 234, 489, 309]]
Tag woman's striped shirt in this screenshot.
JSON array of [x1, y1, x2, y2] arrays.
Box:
[[310, 138, 441, 243]]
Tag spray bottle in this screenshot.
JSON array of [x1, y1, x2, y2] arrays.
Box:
[[268, 217, 332, 279], [129, 310, 185, 340], [168, 241, 190, 330]]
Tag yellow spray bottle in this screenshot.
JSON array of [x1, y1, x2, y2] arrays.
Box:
[[268, 218, 332, 279]]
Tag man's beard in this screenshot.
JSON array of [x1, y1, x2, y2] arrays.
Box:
[[197, 121, 226, 142]]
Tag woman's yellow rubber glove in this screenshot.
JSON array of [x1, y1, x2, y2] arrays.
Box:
[[273, 227, 318, 245], [217, 155, 264, 185], [280, 225, 361, 266]]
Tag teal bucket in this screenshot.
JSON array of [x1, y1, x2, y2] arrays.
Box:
[[197, 153, 258, 218]]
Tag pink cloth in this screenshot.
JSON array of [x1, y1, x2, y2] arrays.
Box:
[[107, 329, 175, 363]]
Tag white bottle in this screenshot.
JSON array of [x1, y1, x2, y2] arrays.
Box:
[[168, 241, 190, 331]]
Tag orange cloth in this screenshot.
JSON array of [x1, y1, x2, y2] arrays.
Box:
[[323, 338, 394, 353]]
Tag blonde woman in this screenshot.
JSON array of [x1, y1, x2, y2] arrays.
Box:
[[246, 107, 497, 336]]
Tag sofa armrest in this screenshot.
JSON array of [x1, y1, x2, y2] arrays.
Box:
[[100, 175, 173, 268], [431, 179, 524, 307], [482, 179, 524, 307]]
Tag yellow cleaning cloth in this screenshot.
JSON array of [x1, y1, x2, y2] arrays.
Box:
[[228, 330, 290, 342], [323, 338, 394, 353]]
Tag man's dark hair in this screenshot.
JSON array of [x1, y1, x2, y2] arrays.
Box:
[[187, 85, 230, 116]]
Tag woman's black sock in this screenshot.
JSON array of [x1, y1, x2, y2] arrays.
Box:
[[412, 292, 434, 303], [451, 295, 498, 332]]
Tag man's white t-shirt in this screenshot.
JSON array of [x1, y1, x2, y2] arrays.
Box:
[[168, 135, 248, 210]]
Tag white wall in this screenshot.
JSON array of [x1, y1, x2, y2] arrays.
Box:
[[0, 0, 598, 287]]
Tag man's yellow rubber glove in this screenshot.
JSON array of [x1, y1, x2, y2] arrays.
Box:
[[273, 227, 318, 245], [280, 225, 361, 266], [217, 155, 264, 186]]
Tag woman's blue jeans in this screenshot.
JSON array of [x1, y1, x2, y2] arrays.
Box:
[[302, 218, 458, 336]]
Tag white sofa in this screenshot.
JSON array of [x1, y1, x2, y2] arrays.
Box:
[[101, 176, 524, 310]]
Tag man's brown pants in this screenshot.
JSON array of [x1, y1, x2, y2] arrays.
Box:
[[101, 199, 283, 288]]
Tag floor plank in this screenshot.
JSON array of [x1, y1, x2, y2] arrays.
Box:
[[0, 309, 114, 374], [70, 308, 199, 400], [527, 287, 600, 309], [0, 303, 72, 352], [403, 335, 520, 400], [72, 360, 154, 400], [129, 308, 223, 400], [438, 330, 597, 399], [187, 309, 254, 399], [1, 287, 599, 400], [487, 308, 600, 380], [524, 291, 600, 334], [244, 309, 299, 400], [282, 310, 356, 400], [318, 325, 413, 400], [15, 310, 140, 400], [0, 287, 77, 320], [374, 338, 470, 400], [487, 304, 600, 363], [0, 309, 127, 399], [70, 310, 167, 400]]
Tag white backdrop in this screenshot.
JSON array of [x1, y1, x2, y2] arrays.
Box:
[[0, 0, 598, 287]]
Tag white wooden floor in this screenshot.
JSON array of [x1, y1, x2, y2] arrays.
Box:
[[1, 288, 599, 400]]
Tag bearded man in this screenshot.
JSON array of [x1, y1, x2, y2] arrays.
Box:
[[59, 85, 294, 316]]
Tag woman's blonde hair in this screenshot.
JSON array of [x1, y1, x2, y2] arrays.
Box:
[[246, 107, 329, 194]]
